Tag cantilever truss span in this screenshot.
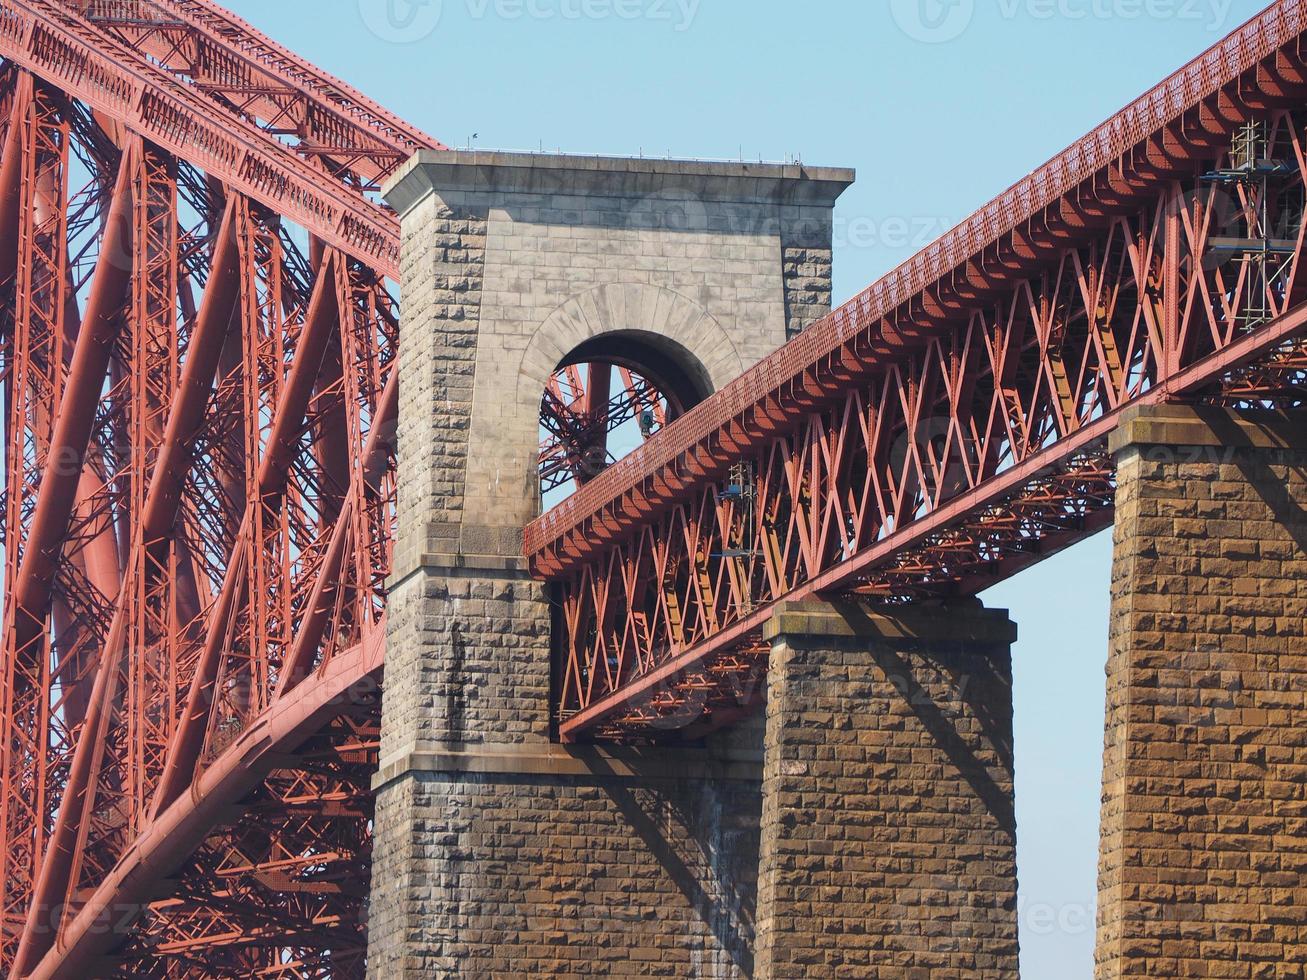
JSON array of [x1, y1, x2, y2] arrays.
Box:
[[3, 0, 1307, 976], [526, 1, 1307, 743], [0, 0, 438, 975]]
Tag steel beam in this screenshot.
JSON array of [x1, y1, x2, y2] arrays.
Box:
[[540, 67, 1307, 739], [10, 193, 242, 973], [0, 0, 406, 277], [6, 136, 135, 657], [27, 631, 384, 980]]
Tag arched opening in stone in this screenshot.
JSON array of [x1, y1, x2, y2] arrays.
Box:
[[539, 331, 712, 508]]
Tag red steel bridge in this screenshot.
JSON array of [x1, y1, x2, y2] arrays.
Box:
[[0, 0, 1305, 975]]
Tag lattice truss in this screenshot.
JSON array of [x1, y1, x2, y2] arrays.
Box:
[[0, 0, 443, 975], [532, 12, 1307, 742], [540, 362, 671, 497], [4, 0, 1307, 974]]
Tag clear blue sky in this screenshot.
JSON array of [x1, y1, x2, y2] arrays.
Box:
[[222, 1, 1276, 975]]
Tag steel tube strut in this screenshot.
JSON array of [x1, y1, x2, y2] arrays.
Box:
[[135, 198, 241, 544], [153, 247, 349, 817], [0, 0, 409, 276], [0, 4, 400, 974], [11, 193, 242, 975], [2, 0, 1307, 974], [6, 137, 135, 655], [275, 368, 398, 696], [0, 72, 32, 285], [28, 631, 385, 980]]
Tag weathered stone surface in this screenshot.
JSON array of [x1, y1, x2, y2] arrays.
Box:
[[382, 151, 853, 549], [1097, 405, 1307, 979], [369, 761, 762, 979], [779, 216, 835, 340], [755, 601, 1020, 979], [370, 554, 766, 977], [380, 565, 552, 758], [369, 153, 851, 977], [388, 193, 490, 579]]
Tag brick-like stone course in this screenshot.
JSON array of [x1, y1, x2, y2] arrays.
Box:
[[370, 154, 852, 977], [390, 193, 488, 573], [1097, 406, 1307, 979], [382, 151, 854, 539], [779, 206, 835, 340], [380, 566, 552, 761], [369, 769, 761, 979], [755, 602, 1020, 979]]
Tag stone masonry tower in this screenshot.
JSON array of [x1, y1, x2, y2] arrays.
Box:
[[368, 151, 853, 976]]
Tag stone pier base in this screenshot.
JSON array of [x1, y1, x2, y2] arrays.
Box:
[[369, 743, 762, 978], [367, 559, 764, 978], [1097, 406, 1307, 979], [369, 149, 857, 978], [755, 601, 1020, 979]]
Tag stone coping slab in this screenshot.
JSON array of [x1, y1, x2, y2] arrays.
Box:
[[384, 149, 855, 216], [1111, 404, 1307, 455], [763, 599, 1017, 645], [373, 741, 764, 791]]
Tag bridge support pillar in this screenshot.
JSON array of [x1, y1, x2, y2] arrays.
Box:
[[369, 558, 765, 977], [1096, 405, 1307, 979], [370, 151, 853, 977], [755, 600, 1020, 979]]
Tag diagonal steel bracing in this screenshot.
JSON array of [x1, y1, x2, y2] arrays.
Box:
[[0, 0, 409, 972], [526, 3, 1307, 740], [2, 0, 1307, 976]]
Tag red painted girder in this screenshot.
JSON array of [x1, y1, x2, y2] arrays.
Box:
[[547, 97, 1307, 737], [150, 251, 395, 844], [524, 0, 1307, 567], [26, 629, 385, 980], [0, 75, 73, 963], [558, 301, 1307, 740], [3, 135, 136, 655], [150, 246, 347, 819], [136, 196, 242, 546], [0, 69, 28, 283], [0, 0, 403, 277], [75, 0, 445, 182], [275, 367, 398, 697], [0, 8, 407, 973], [10, 193, 243, 976]]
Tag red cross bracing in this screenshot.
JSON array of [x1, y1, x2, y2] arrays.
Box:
[[0, 0, 1305, 975]]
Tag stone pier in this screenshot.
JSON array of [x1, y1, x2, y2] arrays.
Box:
[[755, 601, 1020, 979], [1097, 405, 1307, 979], [367, 151, 852, 977]]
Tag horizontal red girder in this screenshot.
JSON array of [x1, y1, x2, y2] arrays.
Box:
[[4, 0, 1307, 973], [79, 0, 445, 182], [558, 301, 1307, 739]]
